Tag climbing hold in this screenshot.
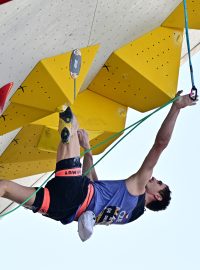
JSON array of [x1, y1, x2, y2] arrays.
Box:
[[0, 0, 12, 5], [0, 82, 13, 115], [69, 49, 82, 79]]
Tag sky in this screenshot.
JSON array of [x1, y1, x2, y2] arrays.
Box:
[[1, 51, 200, 270]]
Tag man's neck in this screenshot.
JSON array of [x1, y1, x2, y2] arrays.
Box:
[[145, 192, 154, 206]]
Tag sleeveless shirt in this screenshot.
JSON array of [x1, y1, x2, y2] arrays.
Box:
[[87, 180, 145, 225]]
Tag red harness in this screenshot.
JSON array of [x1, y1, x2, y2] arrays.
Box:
[[55, 168, 82, 177]]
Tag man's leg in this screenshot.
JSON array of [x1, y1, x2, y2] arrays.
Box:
[[57, 108, 80, 163], [0, 180, 36, 207], [0, 108, 80, 210]]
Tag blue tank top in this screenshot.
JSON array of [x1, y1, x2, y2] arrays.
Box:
[[87, 180, 145, 225]]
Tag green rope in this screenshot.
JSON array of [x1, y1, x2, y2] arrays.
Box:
[[83, 96, 178, 175], [82, 96, 178, 157], [0, 96, 178, 218]]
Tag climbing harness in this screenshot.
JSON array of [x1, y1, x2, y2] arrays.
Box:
[[183, 0, 198, 101]]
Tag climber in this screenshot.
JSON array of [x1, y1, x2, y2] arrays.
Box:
[[0, 91, 198, 241]]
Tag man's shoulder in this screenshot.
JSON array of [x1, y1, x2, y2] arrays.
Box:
[[125, 173, 146, 196]]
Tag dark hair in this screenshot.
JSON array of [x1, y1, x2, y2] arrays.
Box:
[[146, 186, 171, 212]]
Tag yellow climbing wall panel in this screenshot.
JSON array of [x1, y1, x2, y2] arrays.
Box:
[[163, 0, 200, 29], [0, 160, 55, 180], [0, 125, 56, 180], [37, 125, 60, 153], [37, 125, 109, 156], [37, 126, 104, 154], [89, 26, 183, 112], [0, 45, 99, 135], [0, 90, 127, 179], [0, 103, 51, 135], [89, 131, 121, 156], [36, 89, 127, 155], [72, 90, 127, 132]]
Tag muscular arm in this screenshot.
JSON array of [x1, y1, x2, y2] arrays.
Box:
[[78, 129, 98, 181], [126, 91, 197, 195], [82, 151, 98, 181]]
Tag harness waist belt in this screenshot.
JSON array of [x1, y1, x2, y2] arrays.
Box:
[[55, 168, 82, 177], [75, 183, 94, 220]]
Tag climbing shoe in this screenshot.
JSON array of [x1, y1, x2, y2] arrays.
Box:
[[59, 107, 73, 143], [59, 106, 73, 123], [60, 127, 70, 144]]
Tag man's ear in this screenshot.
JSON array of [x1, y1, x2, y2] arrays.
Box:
[[155, 193, 162, 201]]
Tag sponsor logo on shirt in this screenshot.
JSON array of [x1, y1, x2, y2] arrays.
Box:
[[96, 206, 129, 225]]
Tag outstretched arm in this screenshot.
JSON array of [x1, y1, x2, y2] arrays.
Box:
[[78, 129, 98, 181], [126, 91, 198, 195]]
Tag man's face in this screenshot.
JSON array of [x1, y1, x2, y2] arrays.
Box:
[[146, 177, 167, 196]]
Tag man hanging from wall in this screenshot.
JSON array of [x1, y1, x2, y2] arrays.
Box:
[[0, 91, 198, 241]]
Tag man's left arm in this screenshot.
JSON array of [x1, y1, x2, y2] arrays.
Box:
[[78, 129, 98, 181], [126, 91, 198, 195]]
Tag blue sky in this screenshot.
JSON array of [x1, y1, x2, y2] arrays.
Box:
[[1, 51, 200, 270]]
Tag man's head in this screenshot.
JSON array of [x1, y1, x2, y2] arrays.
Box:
[[145, 177, 171, 211]]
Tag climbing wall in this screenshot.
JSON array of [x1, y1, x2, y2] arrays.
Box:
[[0, 89, 127, 179], [0, 0, 199, 180], [162, 0, 200, 29], [0, 45, 99, 135], [89, 27, 183, 112]]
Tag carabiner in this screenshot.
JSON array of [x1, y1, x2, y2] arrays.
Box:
[[189, 85, 198, 101]]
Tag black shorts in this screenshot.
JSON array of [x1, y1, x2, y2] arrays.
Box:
[[32, 157, 90, 224]]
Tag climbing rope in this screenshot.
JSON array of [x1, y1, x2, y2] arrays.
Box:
[[83, 96, 178, 176], [183, 0, 198, 101]]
